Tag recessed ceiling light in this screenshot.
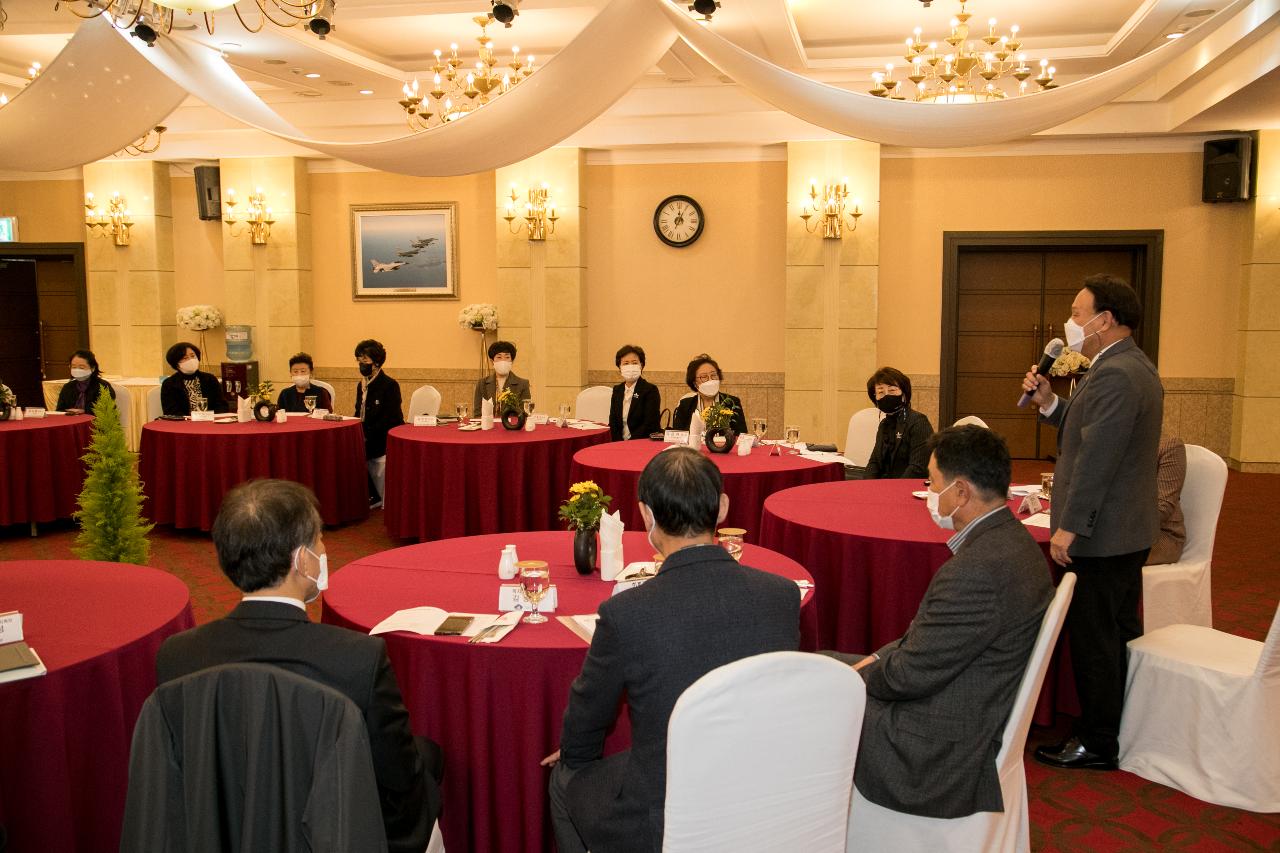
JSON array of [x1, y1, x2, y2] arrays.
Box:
[[359, 89, 374, 95], [304, 72, 321, 78], [327, 80, 352, 86], [1186, 8, 1215, 16], [264, 59, 288, 65], [296, 91, 322, 97], [1165, 31, 1185, 38]]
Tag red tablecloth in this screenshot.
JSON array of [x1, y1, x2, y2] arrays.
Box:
[[759, 478, 1077, 726], [570, 442, 844, 541], [383, 423, 612, 541], [321, 531, 817, 853], [0, 415, 92, 526], [139, 417, 370, 530], [0, 560, 194, 853]]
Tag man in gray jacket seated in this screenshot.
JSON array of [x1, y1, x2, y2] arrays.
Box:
[[831, 426, 1053, 818]]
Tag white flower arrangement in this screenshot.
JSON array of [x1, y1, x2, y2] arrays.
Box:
[[0, 383, 15, 406], [176, 305, 225, 331], [458, 303, 499, 331]]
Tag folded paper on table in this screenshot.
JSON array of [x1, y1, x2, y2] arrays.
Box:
[[599, 510, 625, 581], [617, 562, 658, 582], [798, 450, 856, 466], [369, 606, 507, 637], [567, 421, 609, 431], [0, 645, 47, 684], [1022, 512, 1052, 529], [1009, 484, 1042, 497], [481, 398, 494, 430], [557, 613, 600, 643], [470, 610, 523, 644], [612, 578, 650, 595]]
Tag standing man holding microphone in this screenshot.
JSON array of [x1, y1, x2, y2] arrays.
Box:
[[1020, 274, 1163, 771]]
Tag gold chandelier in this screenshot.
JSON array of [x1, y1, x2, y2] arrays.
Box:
[[399, 15, 534, 130], [57, 0, 334, 41], [872, 0, 1057, 103]]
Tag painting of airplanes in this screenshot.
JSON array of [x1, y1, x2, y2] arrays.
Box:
[[351, 203, 458, 300]]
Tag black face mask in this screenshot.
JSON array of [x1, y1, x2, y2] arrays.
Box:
[[358, 362, 374, 377], [875, 395, 905, 415]]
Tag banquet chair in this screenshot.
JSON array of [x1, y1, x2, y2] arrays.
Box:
[[952, 415, 988, 428], [846, 572, 1076, 853], [1118, 597, 1280, 812], [311, 378, 337, 407], [844, 408, 882, 468], [146, 385, 163, 421], [408, 385, 443, 419], [575, 385, 612, 424], [113, 384, 132, 434], [1141, 444, 1226, 633], [663, 652, 865, 853]]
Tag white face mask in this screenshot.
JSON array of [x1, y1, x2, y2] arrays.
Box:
[[70, 367, 92, 381], [296, 545, 328, 604], [493, 359, 513, 377], [620, 364, 642, 382], [926, 480, 959, 531], [697, 379, 721, 398], [292, 373, 311, 387], [178, 357, 200, 375], [1064, 312, 1102, 351]]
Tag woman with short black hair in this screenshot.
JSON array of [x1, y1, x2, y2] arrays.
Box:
[[472, 340, 531, 415], [671, 353, 748, 435], [160, 341, 227, 416], [609, 344, 662, 441], [863, 366, 933, 479], [56, 349, 116, 415]]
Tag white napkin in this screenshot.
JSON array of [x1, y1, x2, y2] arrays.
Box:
[[481, 397, 494, 430], [237, 397, 252, 423], [599, 510, 625, 581], [688, 409, 705, 447]]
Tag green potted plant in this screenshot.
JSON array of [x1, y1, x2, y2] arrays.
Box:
[[73, 393, 153, 564], [558, 481, 612, 575]]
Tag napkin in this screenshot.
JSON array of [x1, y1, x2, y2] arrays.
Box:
[[470, 610, 523, 644], [688, 409, 705, 448], [599, 510, 625, 581], [481, 397, 494, 430], [236, 397, 252, 423]]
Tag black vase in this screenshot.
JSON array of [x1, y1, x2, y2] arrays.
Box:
[[705, 427, 736, 454], [573, 528, 597, 575], [253, 400, 279, 422], [501, 410, 527, 431]]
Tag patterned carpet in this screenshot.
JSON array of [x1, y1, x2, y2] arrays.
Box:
[[2, 463, 1277, 851]]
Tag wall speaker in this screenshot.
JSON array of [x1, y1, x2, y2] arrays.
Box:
[[193, 165, 222, 221], [1202, 134, 1256, 203]]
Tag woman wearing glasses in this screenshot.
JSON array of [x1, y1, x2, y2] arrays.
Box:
[[671, 353, 748, 435]]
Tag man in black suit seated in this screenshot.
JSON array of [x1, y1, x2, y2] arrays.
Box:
[[156, 479, 441, 853], [830, 426, 1053, 819], [543, 447, 801, 853]]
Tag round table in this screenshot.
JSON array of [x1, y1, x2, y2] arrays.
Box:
[[383, 423, 612, 541], [321, 530, 817, 853], [0, 415, 93, 527], [759, 478, 1076, 725], [139, 417, 370, 530], [570, 441, 845, 541], [0, 560, 194, 853]]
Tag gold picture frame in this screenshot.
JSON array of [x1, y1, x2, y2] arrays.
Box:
[[350, 202, 459, 300]]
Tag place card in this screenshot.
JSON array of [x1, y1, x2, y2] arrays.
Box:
[[498, 583, 558, 613], [413, 415, 438, 427], [190, 410, 216, 422], [23, 408, 46, 419], [663, 429, 690, 444], [531, 413, 550, 425], [0, 611, 23, 645], [1018, 493, 1044, 515]]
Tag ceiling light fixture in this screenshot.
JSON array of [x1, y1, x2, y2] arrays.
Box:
[[359, 89, 374, 95], [688, 0, 720, 23], [490, 0, 517, 27], [59, 0, 336, 43], [304, 72, 321, 78], [1165, 31, 1185, 38]]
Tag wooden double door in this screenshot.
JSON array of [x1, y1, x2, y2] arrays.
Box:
[[941, 232, 1162, 459], [0, 245, 88, 407]]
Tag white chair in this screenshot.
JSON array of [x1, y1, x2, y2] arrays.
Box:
[[408, 385, 442, 419], [1142, 444, 1226, 633], [311, 378, 336, 408], [952, 415, 989, 428], [113, 384, 132, 435], [574, 385, 612, 424], [146, 385, 163, 421], [1119, 599, 1280, 812], [844, 408, 882, 467], [664, 652, 865, 853], [846, 573, 1077, 853]]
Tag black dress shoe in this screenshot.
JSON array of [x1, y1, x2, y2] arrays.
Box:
[[1033, 736, 1118, 770]]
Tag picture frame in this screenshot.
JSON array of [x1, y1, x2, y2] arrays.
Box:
[[350, 203, 459, 300]]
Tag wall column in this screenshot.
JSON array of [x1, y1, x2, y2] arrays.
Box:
[[218, 157, 312, 384], [495, 149, 587, 412], [785, 141, 880, 445], [1231, 130, 1280, 471], [82, 160, 176, 377]]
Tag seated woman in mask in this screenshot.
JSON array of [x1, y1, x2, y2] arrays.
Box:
[[55, 349, 116, 415], [276, 352, 333, 413], [609, 344, 662, 441], [472, 340, 530, 415], [863, 367, 933, 479], [671, 353, 747, 435], [160, 342, 228, 416]]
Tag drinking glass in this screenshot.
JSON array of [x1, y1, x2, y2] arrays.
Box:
[[717, 528, 746, 561], [1039, 473, 1054, 500], [304, 395, 317, 414], [751, 417, 767, 445], [523, 399, 535, 417], [518, 561, 551, 624], [784, 424, 801, 454], [558, 402, 571, 423], [651, 552, 664, 574], [456, 403, 470, 424]]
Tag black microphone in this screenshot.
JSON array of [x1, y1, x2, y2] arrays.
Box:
[[1017, 338, 1064, 408]]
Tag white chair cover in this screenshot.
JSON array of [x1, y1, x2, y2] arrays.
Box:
[[1119, 600, 1280, 813], [846, 573, 1077, 853], [575, 386, 613, 425], [844, 408, 882, 468], [310, 379, 337, 408], [114, 385, 133, 436], [146, 386, 163, 422], [952, 415, 989, 428], [426, 820, 446, 853], [663, 652, 865, 853], [408, 385, 442, 419], [1142, 444, 1226, 633]]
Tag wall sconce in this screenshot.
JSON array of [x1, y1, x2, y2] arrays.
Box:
[[799, 178, 862, 240], [223, 186, 275, 245], [503, 182, 558, 241], [84, 192, 133, 246]]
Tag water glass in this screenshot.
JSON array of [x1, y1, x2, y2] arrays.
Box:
[[523, 399, 535, 417], [558, 402, 571, 422], [716, 528, 746, 562], [517, 561, 550, 624], [1040, 473, 1054, 500], [456, 403, 470, 424], [193, 396, 207, 413], [304, 395, 317, 414], [751, 417, 767, 444], [784, 424, 800, 453]]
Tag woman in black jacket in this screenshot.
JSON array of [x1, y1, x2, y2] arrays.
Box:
[[608, 344, 662, 441], [863, 366, 934, 480], [354, 338, 403, 509], [670, 353, 748, 436], [55, 349, 116, 415], [160, 342, 227, 416], [276, 352, 333, 413]]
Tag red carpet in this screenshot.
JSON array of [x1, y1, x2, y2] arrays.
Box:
[[2, 464, 1277, 850]]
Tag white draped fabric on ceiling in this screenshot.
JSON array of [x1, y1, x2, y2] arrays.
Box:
[[0, 0, 1242, 174]]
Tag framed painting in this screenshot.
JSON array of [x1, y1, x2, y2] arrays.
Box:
[[350, 203, 459, 300]]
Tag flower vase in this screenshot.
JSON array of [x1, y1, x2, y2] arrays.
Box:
[[501, 409, 527, 431], [705, 427, 736, 454], [573, 528, 598, 575]]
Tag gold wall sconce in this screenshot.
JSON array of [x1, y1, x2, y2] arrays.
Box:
[[799, 178, 862, 240], [223, 186, 275, 245], [503, 182, 558, 241], [84, 192, 133, 246]]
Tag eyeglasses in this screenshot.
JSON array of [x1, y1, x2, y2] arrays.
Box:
[[695, 373, 718, 383]]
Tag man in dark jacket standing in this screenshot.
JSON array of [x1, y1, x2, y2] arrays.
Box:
[[155, 479, 441, 852], [544, 447, 801, 853]]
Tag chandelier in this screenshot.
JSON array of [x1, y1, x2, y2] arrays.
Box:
[[399, 15, 534, 130], [871, 0, 1057, 103], [56, 0, 334, 41], [117, 125, 166, 156]]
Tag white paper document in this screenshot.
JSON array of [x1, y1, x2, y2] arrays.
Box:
[[369, 606, 507, 637], [0, 646, 46, 684], [1022, 512, 1052, 528], [571, 614, 599, 638]]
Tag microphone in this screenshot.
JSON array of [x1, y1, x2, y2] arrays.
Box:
[[1018, 338, 1064, 408]]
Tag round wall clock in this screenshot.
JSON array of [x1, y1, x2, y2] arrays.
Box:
[[653, 195, 705, 248]]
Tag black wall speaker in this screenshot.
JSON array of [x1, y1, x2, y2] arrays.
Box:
[[1202, 134, 1257, 203], [193, 165, 222, 221]]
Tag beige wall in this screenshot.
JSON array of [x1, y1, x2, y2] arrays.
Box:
[[170, 175, 228, 365], [879, 152, 1248, 380], [0, 178, 85, 243]]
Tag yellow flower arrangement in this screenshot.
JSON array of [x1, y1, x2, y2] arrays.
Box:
[[495, 387, 523, 414], [559, 481, 612, 531], [701, 403, 736, 432]]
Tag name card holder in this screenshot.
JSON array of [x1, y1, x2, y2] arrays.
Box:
[[0, 611, 23, 644], [190, 410, 217, 422], [23, 408, 46, 419], [663, 429, 690, 445], [498, 584, 558, 613], [530, 413, 550, 425], [413, 415, 438, 427]]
